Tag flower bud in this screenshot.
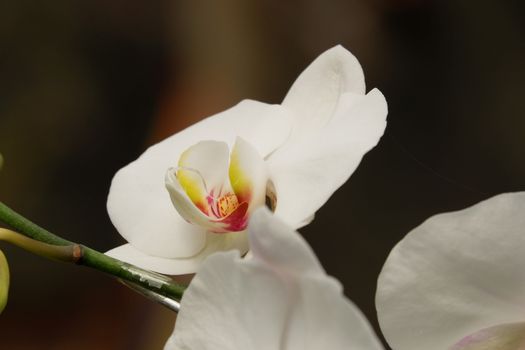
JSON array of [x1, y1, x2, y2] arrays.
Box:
[[0, 249, 9, 314]]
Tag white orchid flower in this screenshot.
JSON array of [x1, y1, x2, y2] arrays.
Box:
[[166, 192, 525, 349], [106, 45, 388, 274], [164, 207, 385, 350], [377, 192, 525, 350]]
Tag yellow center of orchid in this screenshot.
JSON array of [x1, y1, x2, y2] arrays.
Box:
[[217, 193, 240, 217]]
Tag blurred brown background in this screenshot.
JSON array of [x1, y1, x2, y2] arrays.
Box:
[[0, 0, 524, 349]]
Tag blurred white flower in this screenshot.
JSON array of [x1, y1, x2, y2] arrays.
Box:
[[106, 46, 387, 274], [165, 207, 384, 350], [377, 192, 525, 350]]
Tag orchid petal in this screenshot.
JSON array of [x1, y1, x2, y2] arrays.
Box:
[[165, 208, 384, 350], [229, 137, 268, 211], [269, 89, 387, 227], [451, 322, 525, 350], [105, 230, 248, 275], [282, 45, 366, 140], [247, 206, 323, 275], [164, 169, 218, 231], [177, 140, 230, 213], [107, 100, 291, 259], [376, 192, 525, 350]]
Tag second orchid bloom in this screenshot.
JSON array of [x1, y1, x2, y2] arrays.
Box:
[[106, 46, 388, 274], [165, 192, 525, 349]]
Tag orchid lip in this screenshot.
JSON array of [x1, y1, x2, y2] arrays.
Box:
[[170, 166, 246, 221], [165, 138, 267, 234], [165, 167, 248, 233]]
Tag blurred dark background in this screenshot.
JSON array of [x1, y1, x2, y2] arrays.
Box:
[[0, 0, 524, 349]]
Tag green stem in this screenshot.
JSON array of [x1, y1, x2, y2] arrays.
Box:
[[0, 228, 80, 262], [0, 201, 185, 301]]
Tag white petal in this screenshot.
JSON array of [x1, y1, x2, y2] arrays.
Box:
[[247, 206, 323, 275], [178, 141, 230, 189], [107, 100, 291, 258], [451, 322, 525, 350], [376, 192, 525, 350], [176, 140, 230, 212], [229, 137, 268, 212], [282, 45, 366, 140], [269, 89, 387, 227], [166, 208, 383, 350], [284, 275, 384, 350], [105, 230, 248, 275], [164, 170, 218, 230]]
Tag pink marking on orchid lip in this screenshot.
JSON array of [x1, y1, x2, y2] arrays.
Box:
[[206, 189, 218, 216], [450, 323, 525, 350], [454, 334, 479, 347], [210, 201, 249, 233]]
